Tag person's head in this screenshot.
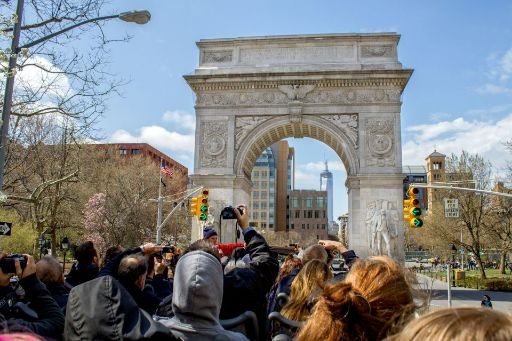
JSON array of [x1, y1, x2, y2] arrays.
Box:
[[275, 254, 302, 285], [302, 244, 328, 264], [101, 245, 123, 268], [297, 256, 415, 341], [74, 241, 98, 265], [203, 227, 218, 245], [185, 239, 221, 262], [36, 256, 63, 285], [117, 254, 148, 290], [281, 260, 332, 321], [483, 294, 491, 301], [387, 307, 512, 341]]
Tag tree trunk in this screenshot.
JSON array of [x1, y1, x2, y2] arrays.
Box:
[[499, 251, 507, 275], [474, 254, 487, 280], [51, 229, 57, 257]]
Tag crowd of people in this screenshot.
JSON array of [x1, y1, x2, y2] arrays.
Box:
[[0, 204, 511, 340]]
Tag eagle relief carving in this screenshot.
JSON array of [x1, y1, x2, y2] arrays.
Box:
[[278, 84, 316, 101]]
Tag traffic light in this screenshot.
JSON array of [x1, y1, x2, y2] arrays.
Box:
[[190, 196, 199, 217], [404, 186, 423, 228], [198, 188, 209, 221]]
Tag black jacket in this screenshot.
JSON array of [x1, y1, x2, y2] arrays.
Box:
[[220, 229, 279, 340], [0, 274, 64, 338], [64, 275, 177, 340], [97, 247, 162, 315], [65, 262, 98, 287], [144, 274, 172, 301], [45, 282, 69, 312]]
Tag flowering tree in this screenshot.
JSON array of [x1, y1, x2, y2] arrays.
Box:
[[82, 192, 107, 254]]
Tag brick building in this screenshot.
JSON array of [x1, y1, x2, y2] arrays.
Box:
[[93, 143, 188, 189], [289, 189, 328, 241]]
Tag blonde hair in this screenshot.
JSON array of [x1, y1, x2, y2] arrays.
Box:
[[281, 260, 332, 321], [297, 256, 415, 341], [387, 307, 512, 341]]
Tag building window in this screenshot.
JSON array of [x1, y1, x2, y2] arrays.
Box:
[[261, 191, 267, 199], [323, 210, 326, 218], [291, 197, 298, 208], [291, 224, 294, 229], [253, 181, 259, 189], [261, 223, 267, 228], [303, 211, 307, 218], [252, 212, 258, 220], [433, 162, 442, 170], [317, 224, 320, 229], [269, 224, 273, 228], [261, 202, 267, 209], [314, 210, 319, 218], [253, 202, 259, 209], [260, 212, 266, 219], [295, 211, 300, 218], [253, 192, 259, 199], [306, 197, 313, 208], [119, 149, 128, 155], [307, 211, 312, 219], [322, 224, 326, 229], [307, 224, 310, 229], [317, 235, 319, 240], [131, 149, 141, 155], [316, 197, 324, 208], [302, 224, 305, 229], [261, 171, 267, 177]]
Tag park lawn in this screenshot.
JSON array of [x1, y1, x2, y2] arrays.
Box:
[[422, 269, 512, 291], [464, 269, 512, 280]]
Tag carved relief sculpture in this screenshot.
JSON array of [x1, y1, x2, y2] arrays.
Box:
[[202, 50, 233, 63], [235, 116, 270, 149], [320, 114, 358, 148], [361, 45, 393, 58], [366, 200, 399, 257], [200, 121, 228, 168], [278, 84, 316, 101], [366, 118, 395, 167]]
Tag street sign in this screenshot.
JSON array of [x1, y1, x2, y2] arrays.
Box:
[[0, 222, 12, 236], [444, 198, 459, 218]]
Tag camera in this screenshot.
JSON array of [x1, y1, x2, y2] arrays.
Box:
[[0, 254, 27, 274], [220, 206, 243, 220], [162, 245, 175, 254], [289, 243, 298, 248]]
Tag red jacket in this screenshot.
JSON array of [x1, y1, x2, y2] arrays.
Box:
[[215, 243, 245, 257]]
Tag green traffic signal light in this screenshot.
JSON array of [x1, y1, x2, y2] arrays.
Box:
[[199, 213, 207, 221], [411, 207, 421, 216], [200, 205, 208, 212], [411, 218, 423, 228]]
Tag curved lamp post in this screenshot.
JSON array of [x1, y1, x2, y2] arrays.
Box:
[[0, 1, 151, 190]]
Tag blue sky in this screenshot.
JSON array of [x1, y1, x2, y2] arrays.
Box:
[[49, 1, 512, 219]]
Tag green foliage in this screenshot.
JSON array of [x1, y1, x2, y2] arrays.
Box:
[[0, 209, 37, 254]]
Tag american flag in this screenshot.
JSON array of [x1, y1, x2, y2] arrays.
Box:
[[161, 166, 173, 177]]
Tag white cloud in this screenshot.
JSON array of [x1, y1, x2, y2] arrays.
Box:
[[17, 56, 71, 97], [110, 125, 195, 154], [476, 84, 512, 95], [429, 112, 452, 121], [294, 169, 318, 190], [403, 113, 512, 170], [500, 48, 512, 81], [301, 160, 346, 172], [465, 104, 511, 117], [162, 110, 196, 131]]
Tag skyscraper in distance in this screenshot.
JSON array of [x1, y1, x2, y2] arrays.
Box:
[[320, 161, 334, 224]]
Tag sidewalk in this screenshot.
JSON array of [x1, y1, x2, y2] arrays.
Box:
[[416, 274, 512, 313]]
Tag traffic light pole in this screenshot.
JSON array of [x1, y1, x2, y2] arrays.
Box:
[[155, 186, 204, 244], [410, 183, 512, 198]]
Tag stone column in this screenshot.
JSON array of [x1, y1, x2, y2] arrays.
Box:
[[190, 174, 251, 244]]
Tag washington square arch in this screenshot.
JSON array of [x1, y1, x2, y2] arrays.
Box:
[[185, 33, 412, 260]]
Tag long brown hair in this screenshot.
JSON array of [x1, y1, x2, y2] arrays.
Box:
[[275, 254, 302, 285], [297, 256, 415, 341], [281, 260, 332, 321], [386, 307, 512, 341]]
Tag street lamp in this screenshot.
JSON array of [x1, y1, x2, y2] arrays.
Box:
[[0, 1, 151, 190], [60, 236, 70, 273], [38, 233, 46, 259]]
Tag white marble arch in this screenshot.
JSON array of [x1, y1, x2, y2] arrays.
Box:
[[184, 33, 412, 260]]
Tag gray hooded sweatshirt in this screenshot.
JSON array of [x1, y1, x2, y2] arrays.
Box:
[[161, 250, 249, 341]]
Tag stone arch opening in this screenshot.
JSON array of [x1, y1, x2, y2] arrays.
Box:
[[235, 114, 359, 179]]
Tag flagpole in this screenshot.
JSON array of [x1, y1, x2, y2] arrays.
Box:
[[156, 158, 164, 244]]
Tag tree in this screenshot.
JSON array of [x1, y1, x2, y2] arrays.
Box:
[[414, 151, 493, 279]]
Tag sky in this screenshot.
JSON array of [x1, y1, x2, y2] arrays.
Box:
[[16, 1, 512, 220]]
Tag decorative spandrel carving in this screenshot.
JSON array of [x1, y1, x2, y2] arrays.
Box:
[[235, 116, 270, 149], [361, 45, 393, 58], [366, 119, 395, 167], [202, 50, 233, 63], [278, 85, 316, 101], [366, 199, 399, 257], [200, 122, 228, 168], [321, 114, 358, 148]]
